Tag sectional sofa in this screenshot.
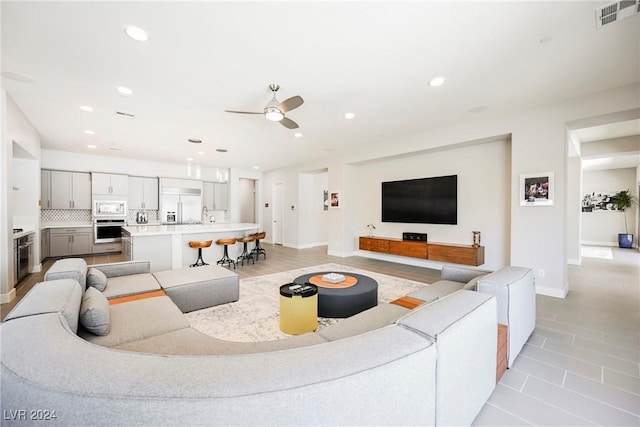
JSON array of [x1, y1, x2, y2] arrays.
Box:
[[1, 260, 534, 426]]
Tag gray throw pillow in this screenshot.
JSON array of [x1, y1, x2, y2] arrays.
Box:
[[463, 275, 486, 291], [80, 287, 111, 336], [87, 267, 108, 291]]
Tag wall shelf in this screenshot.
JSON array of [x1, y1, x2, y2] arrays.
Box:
[[359, 236, 485, 266]]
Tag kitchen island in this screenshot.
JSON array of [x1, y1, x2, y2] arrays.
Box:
[[122, 223, 260, 271]]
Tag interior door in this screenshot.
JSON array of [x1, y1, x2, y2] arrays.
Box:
[[273, 182, 283, 245]]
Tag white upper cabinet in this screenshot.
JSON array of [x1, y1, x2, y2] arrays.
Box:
[[49, 170, 91, 210], [92, 173, 129, 196], [129, 176, 159, 210], [203, 181, 228, 211]]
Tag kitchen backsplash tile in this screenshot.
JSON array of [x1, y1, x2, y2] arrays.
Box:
[[41, 209, 91, 222], [129, 209, 159, 222]]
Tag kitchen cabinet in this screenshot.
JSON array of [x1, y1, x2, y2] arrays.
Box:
[[92, 172, 129, 196], [128, 176, 159, 210], [160, 178, 203, 191], [40, 229, 49, 261], [49, 227, 92, 257], [41, 170, 52, 209], [49, 171, 91, 210], [203, 182, 228, 211]]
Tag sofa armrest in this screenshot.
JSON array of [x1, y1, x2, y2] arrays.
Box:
[[91, 260, 151, 278], [478, 266, 535, 367], [440, 265, 492, 283]]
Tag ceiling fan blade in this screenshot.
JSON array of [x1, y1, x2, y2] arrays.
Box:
[[278, 96, 304, 113], [224, 110, 263, 115], [279, 117, 299, 129]]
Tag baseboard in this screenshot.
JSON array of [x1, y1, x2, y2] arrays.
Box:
[[536, 283, 568, 299], [567, 258, 581, 266], [327, 249, 357, 258], [297, 242, 328, 249], [581, 240, 617, 247], [1, 288, 16, 304]]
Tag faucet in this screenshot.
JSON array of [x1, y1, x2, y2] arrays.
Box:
[[202, 206, 209, 222]]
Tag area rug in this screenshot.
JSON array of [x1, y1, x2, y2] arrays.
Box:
[[581, 246, 613, 260], [185, 263, 428, 342]]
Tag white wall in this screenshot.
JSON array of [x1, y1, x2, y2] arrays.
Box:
[[582, 168, 638, 246], [298, 171, 328, 248], [1, 92, 42, 302], [566, 156, 582, 264]]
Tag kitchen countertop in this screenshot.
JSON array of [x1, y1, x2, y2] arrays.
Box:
[[123, 223, 259, 237], [13, 228, 36, 239]]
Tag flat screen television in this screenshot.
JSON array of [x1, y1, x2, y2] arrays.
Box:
[[381, 175, 457, 224]]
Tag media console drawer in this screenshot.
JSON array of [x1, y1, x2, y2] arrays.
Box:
[[428, 243, 485, 266], [359, 237, 390, 253], [389, 240, 428, 258]]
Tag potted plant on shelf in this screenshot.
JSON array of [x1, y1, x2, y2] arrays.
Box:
[[612, 189, 638, 249]]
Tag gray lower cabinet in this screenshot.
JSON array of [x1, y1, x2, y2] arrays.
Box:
[[93, 242, 122, 254], [49, 227, 92, 257], [40, 229, 50, 262]]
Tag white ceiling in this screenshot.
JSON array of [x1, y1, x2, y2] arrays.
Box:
[[2, 1, 639, 172]]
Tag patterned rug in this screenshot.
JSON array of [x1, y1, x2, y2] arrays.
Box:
[[185, 263, 428, 342]]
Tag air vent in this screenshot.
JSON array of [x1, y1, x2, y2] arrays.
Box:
[[596, 0, 639, 28], [115, 111, 135, 118]]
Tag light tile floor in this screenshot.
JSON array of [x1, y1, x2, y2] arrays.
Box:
[[3, 244, 638, 426]]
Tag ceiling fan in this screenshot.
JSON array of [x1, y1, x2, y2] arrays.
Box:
[[225, 84, 304, 129]]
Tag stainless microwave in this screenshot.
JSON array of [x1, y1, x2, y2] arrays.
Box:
[[93, 200, 127, 218]]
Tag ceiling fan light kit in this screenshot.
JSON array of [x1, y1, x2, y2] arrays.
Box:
[[225, 83, 303, 129]]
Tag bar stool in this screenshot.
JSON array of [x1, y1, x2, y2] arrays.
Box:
[[236, 235, 256, 266], [216, 238, 237, 269], [188, 240, 212, 267], [250, 231, 267, 261]]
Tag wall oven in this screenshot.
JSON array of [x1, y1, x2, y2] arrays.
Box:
[[94, 219, 125, 243]]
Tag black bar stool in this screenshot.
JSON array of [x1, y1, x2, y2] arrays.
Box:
[[216, 238, 237, 269], [188, 240, 212, 267], [236, 236, 256, 266], [250, 231, 267, 261]]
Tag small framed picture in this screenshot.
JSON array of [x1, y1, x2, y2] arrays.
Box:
[[520, 172, 554, 206], [330, 191, 341, 208]]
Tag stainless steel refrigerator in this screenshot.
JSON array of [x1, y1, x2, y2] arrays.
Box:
[[160, 187, 202, 224]]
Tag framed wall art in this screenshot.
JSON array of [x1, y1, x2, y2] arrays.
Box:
[[330, 191, 341, 208], [520, 172, 554, 206]]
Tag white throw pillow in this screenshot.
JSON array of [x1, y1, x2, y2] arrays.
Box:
[[80, 287, 111, 336]]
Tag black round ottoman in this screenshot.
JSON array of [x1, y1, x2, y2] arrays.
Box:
[[294, 272, 378, 318]]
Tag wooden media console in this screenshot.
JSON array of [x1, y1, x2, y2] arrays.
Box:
[[359, 236, 485, 266]]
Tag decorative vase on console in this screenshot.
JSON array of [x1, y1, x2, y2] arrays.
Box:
[[367, 223, 376, 237]]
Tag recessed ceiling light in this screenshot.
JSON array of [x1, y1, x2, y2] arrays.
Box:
[[186, 157, 193, 162], [117, 86, 133, 96], [79, 105, 94, 112], [216, 148, 228, 153], [188, 138, 202, 143], [124, 26, 149, 42], [87, 144, 97, 149], [108, 145, 123, 151], [253, 166, 260, 170], [469, 105, 490, 113], [197, 151, 205, 155], [84, 130, 95, 135], [344, 112, 355, 119], [428, 77, 445, 87], [294, 132, 303, 138]]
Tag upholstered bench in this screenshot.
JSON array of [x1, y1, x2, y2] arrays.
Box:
[[153, 265, 239, 313]]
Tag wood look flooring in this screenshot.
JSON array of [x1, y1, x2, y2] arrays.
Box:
[[2, 243, 638, 426]]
